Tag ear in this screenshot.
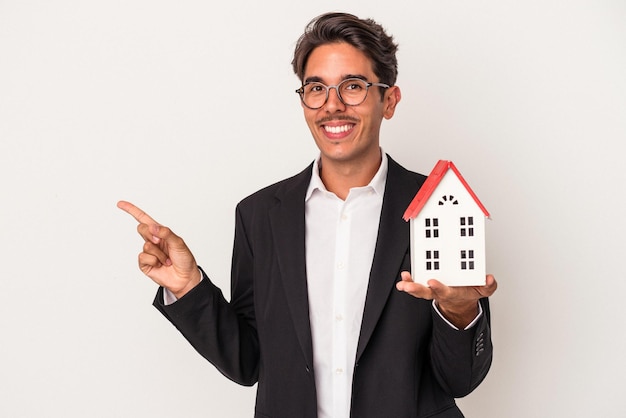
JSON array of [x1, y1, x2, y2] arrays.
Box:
[[383, 86, 401, 119]]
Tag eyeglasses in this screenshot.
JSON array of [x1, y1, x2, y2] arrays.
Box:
[[295, 78, 390, 109]]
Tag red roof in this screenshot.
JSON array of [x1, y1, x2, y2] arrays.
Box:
[[402, 160, 490, 221]]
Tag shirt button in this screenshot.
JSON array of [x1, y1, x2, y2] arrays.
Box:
[[335, 368, 344, 375], [340, 214, 348, 221], [337, 261, 345, 270], [335, 314, 344, 322]]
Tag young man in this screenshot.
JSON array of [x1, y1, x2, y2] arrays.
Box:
[[119, 12, 497, 418]]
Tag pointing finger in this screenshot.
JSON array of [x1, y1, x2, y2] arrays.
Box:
[[117, 200, 159, 226]]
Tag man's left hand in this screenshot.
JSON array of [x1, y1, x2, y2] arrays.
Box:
[[396, 272, 497, 329]]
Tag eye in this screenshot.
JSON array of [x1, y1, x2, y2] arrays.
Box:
[[343, 80, 365, 91], [306, 83, 326, 94]]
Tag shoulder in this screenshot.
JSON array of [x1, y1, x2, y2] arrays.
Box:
[[236, 162, 314, 212], [386, 154, 428, 186]]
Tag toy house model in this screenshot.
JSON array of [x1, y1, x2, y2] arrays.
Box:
[[403, 160, 490, 287]]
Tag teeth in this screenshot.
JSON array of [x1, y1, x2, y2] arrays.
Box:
[[324, 124, 353, 134]]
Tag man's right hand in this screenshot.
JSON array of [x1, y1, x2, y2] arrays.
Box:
[[117, 200, 201, 299]]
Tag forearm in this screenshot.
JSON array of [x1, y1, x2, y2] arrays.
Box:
[[154, 269, 260, 386], [429, 298, 493, 397]]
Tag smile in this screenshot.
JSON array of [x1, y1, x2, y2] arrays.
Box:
[[323, 124, 354, 134]]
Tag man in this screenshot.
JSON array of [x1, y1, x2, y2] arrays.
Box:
[[119, 12, 497, 418]]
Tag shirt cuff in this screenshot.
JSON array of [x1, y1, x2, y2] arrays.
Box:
[[162, 267, 204, 306], [432, 300, 483, 331]]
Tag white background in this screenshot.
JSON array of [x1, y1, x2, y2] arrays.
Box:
[[1, 1, 625, 417]]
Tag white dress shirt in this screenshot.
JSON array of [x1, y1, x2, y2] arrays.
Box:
[[304, 153, 388, 418]]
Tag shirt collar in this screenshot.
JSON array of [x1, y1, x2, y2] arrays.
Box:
[[305, 149, 388, 201]]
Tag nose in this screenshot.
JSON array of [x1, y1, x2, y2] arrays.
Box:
[[324, 86, 346, 112]]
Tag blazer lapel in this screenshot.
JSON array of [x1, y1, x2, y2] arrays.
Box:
[[356, 156, 426, 362], [268, 164, 315, 370]]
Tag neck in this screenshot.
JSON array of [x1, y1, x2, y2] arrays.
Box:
[[319, 150, 382, 200]]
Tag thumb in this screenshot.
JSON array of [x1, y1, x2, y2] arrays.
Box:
[[149, 224, 195, 266], [149, 224, 177, 246], [426, 278, 446, 292]]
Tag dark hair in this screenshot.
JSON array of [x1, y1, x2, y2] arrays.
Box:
[[292, 12, 399, 86]]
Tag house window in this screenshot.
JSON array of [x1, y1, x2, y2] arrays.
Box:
[[426, 250, 440, 270], [439, 195, 459, 205], [460, 216, 474, 237], [461, 250, 475, 270], [425, 218, 439, 238]]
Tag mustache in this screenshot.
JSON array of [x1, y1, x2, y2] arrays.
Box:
[[316, 116, 359, 124]]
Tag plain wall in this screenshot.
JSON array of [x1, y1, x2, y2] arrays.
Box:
[[1, 1, 625, 417]]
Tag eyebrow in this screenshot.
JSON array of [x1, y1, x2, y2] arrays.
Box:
[[303, 74, 369, 84]]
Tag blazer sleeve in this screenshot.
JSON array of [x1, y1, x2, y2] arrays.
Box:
[[429, 297, 493, 398], [152, 204, 259, 386]]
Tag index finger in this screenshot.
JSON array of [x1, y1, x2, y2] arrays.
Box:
[[117, 200, 160, 226]]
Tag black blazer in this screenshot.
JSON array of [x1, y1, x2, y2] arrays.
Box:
[[155, 155, 492, 418]]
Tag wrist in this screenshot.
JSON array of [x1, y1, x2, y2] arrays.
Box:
[[171, 268, 202, 300], [436, 301, 478, 329]]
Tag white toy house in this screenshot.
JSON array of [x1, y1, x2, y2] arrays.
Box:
[[403, 160, 490, 286]]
